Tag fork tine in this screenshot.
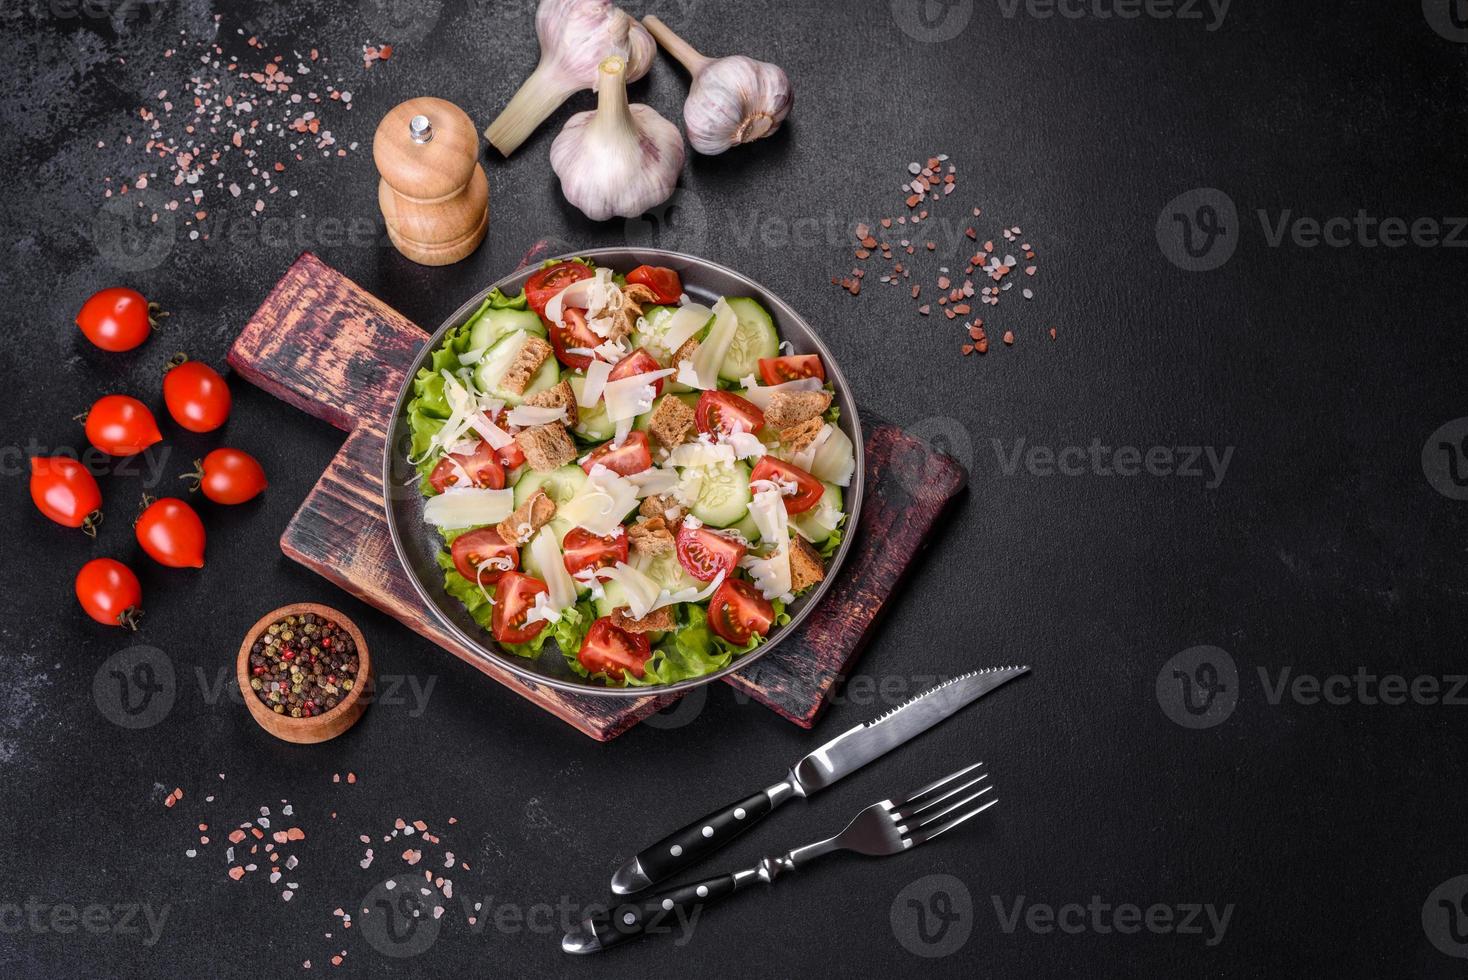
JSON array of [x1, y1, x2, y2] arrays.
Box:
[[906, 797, 999, 848], [899, 784, 994, 834], [895, 762, 984, 810], [891, 771, 990, 824]]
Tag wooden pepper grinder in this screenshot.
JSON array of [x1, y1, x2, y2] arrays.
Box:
[[373, 97, 488, 266]]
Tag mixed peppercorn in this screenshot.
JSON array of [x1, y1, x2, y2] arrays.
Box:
[[247, 613, 358, 718]]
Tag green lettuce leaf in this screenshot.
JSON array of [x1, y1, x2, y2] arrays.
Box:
[[612, 601, 791, 688]]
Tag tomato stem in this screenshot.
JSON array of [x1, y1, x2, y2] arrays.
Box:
[[117, 606, 143, 631], [179, 459, 204, 493], [147, 302, 170, 329], [165, 351, 189, 371], [82, 510, 103, 538]]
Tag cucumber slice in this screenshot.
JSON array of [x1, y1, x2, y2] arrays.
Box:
[[634, 549, 703, 594], [793, 482, 843, 541], [567, 375, 616, 442], [474, 332, 560, 406], [593, 580, 629, 618], [514, 464, 587, 511], [514, 464, 588, 545], [630, 305, 676, 353], [468, 307, 545, 351], [689, 463, 751, 527], [726, 511, 762, 545], [718, 297, 780, 382]]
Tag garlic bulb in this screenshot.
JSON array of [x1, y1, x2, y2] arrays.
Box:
[[642, 16, 793, 156], [484, 0, 656, 157], [549, 56, 685, 221]]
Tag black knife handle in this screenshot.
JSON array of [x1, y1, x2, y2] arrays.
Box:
[[583, 873, 740, 951], [611, 787, 785, 894]]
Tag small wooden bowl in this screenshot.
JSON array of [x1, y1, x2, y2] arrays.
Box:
[[237, 603, 373, 744]]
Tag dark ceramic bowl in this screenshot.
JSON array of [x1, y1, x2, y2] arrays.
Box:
[[383, 248, 864, 696]]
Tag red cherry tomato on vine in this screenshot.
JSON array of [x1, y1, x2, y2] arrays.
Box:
[[163, 358, 231, 433], [185, 448, 267, 505], [75, 287, 161, 352], [84, 395, 163, 457], [135, 497, 206, 568], [30, 456, 103, 535], [75, 558, 143, 629]]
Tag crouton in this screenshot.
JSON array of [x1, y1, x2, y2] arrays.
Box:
[[788, 535, 826, 593], [627, 516, 675, 558], [779, 417, 826, 453], [496, 489, 556, 546], [671, 336, 700, 367], [524, 379, 578, 427], [639, 494, 689, 526], [499, 336, 554, 395], [764, 390, 833, 430], [620, 282, 659, 316], [647, 395, 696, 449], [611, 606, 676, 634], [515, 423, 577, 472]]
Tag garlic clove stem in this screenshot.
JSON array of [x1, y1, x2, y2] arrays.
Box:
[[485, 63, 582, 157], [642, 15, 711, 76]]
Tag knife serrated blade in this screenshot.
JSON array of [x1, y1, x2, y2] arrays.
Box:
[[609, 665, 1029, 894], [790, 665, 1029, 793]]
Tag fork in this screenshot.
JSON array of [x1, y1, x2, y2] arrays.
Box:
[[562, 762, 995, 953]]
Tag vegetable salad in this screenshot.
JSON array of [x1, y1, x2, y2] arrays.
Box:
[[405, 258, 853, 687]]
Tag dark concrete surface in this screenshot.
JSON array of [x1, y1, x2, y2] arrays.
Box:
[[2, 0, 1467, 976]]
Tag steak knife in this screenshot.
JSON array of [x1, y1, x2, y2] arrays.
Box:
[[609, 665, 1029, 895]]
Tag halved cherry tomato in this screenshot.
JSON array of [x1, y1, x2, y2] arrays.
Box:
[[546, 307, 602, 370], [75, 558, 143, 629], [561, 527, 628, 576], [451, 527, 519, 583], [625, 265, 683, 305], [675, 522, 747, 582], [578, 617, 651, 680], [163, 357, 232, 433], [581, 430, 653, 476], [695, 390, 765, 437], [84, 395, 163, 457], [525, 261, 593, 317], [708, 579, 775, 646], [488, 409, 528, 470], [135, 497, 206, 569], [429, 438, 506, 494], [750, 456, 825, 515], [758, 354, 826, 386], [185, 448, 267, 505], [607, 348, 666, 397], [76, 287, 159, 352], [30, 457, 103, 535], [492, 571, 550, 645]]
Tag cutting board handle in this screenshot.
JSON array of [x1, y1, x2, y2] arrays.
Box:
[[227, 252, 425, 434]]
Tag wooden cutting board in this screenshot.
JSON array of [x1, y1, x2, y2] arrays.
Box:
[[228, 252, 966, 740]]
